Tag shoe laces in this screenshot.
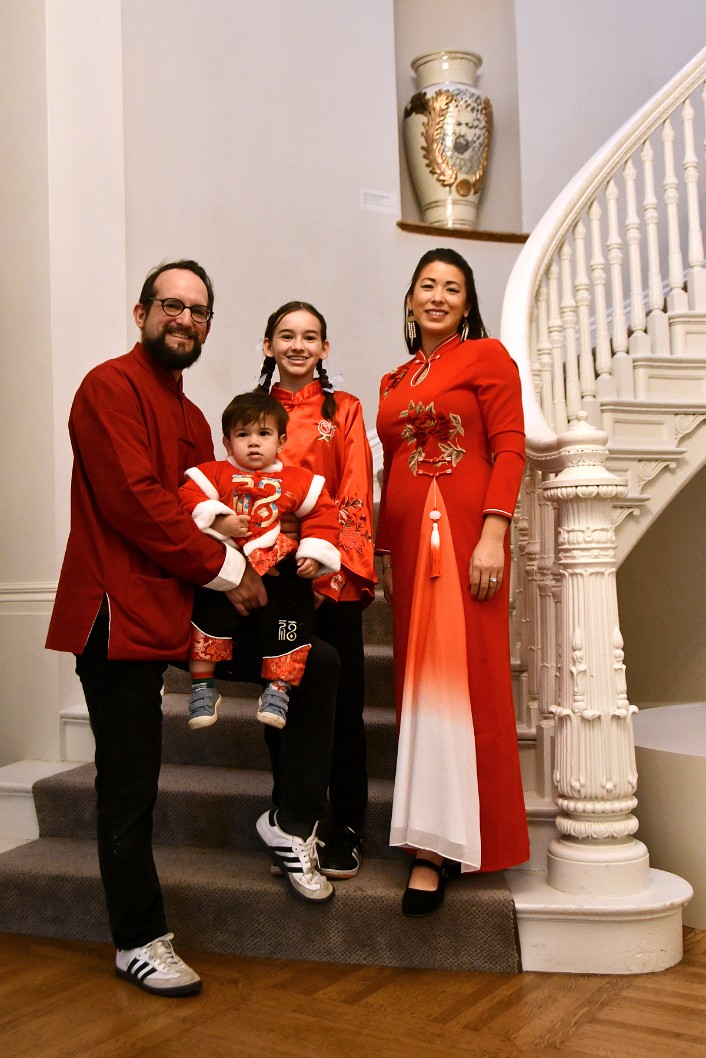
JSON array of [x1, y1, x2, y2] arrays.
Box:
[[142, 932, 182, 972], [292, 825, 324, 884]]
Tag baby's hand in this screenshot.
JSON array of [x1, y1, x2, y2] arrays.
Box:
[[212, 512, 250, 539], [297, 557, 321, 579]]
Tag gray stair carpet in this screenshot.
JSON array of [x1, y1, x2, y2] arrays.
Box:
[[0, 588, 522, 973]]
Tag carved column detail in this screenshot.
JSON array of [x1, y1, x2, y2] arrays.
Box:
[[542, 415, 649, 895]]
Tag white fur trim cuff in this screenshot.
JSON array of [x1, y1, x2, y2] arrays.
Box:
[[204, 545, 246, 591], [192, 498, 235, 531], [296, 538, 341, 577]]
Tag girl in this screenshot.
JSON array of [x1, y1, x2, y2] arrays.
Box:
[[257, 301, 376, 878]]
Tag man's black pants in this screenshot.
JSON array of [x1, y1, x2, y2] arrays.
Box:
[[76, 613, 338, 950]]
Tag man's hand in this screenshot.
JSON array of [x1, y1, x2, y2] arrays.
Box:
[[280, 511, 299, 540], [226, 562, 267, 616]]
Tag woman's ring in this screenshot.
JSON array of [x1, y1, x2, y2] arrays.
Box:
[[489, 577, 497, 583]]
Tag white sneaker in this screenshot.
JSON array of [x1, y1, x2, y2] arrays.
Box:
[[115, 933, 202, 996], [256, 809, 334, 903]]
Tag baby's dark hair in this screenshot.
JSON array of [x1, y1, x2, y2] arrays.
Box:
[[222, 391, 288, 438], [256, 300, 337, 422]]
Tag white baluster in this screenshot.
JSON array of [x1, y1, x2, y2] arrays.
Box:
[[536, 478, 559, 800], [624, 158, 650, 359], [547, 260, 569, 432], [529, 304, 540, 399], [682, 96, 706, 309], [641, 137, 670, 351], [560, 241, 581, 420], [535, 279, 554, 428], [662, 118, 689, 311], [572, 220, 599, 425], [589, 199, 615, 400], [606, 179, 634, 398]]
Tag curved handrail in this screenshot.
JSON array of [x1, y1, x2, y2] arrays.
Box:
[[501, 45, 706, 455]]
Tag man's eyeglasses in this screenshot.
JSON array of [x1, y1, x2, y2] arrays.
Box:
[[148, 298, 213, 324]]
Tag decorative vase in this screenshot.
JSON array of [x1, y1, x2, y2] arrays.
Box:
[[403, 50, 493, 231]]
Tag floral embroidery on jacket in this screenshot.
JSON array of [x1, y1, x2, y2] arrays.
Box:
[[382, 363, 411, 398], [399, 401, 465, 476], [337, 496, 372, 554], [316, 419, 337, 443]]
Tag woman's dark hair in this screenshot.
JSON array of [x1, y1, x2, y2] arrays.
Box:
[[139, 259, 215, 312], [222, 391, 288, 439], [256, 301, 337, 422], [404, 248, 487, 354]]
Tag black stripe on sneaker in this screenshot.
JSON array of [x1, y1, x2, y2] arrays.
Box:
[[128, 958, 156, 980]]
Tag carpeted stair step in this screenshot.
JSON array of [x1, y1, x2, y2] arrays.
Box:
[[362, 588, 392, 645], [30, 763, 402, 860], [160, 694, 399, 779], [0, 837, 520, 972]]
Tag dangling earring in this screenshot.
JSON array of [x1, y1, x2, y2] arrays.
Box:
[[406, 309, 418, 348], [460, 315, 470, 342]]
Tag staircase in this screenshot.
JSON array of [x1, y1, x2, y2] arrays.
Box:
[[0, 586, 522, 974]]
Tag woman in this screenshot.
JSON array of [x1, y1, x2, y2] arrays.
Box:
[[376, 248, 529, 916], [257, 301, 376, 878]]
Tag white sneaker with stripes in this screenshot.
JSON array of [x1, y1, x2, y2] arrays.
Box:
[[256, 809, 334, 903], [115, 932, 202, 996]]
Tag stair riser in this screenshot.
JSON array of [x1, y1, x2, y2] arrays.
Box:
[[161, 697, 399, 779], [32, 769, 404, 859], [362, 595, 392, 644]]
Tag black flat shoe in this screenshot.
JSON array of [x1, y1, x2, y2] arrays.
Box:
[[401, 857, 448, 917]]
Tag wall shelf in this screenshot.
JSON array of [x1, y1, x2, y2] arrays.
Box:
[[397, 220, 529, 244]]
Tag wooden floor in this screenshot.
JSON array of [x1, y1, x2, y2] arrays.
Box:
[[1, 929, 704, 1057]]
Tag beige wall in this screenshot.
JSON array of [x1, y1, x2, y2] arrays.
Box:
[[618, 465, 706, 708], [120, 0, 402, 437], [515, 0, 706, 228]]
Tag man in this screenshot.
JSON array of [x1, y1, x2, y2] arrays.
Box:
[[46, 261, 337, 997]]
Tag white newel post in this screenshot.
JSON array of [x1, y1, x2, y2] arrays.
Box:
[[542, 415, 650, 896]]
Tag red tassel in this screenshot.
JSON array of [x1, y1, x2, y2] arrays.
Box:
[[430, 509, 441, 578]]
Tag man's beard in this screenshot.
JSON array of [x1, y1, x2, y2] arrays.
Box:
[[142, 332, 203, 371]]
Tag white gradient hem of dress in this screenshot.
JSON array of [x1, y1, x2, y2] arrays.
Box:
[[389, 483, 482, 872]]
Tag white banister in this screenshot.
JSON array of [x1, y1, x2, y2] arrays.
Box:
[[500, 48, 706, 934]]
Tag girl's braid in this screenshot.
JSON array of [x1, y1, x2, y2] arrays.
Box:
[[255, 356, 276, 393], [316, 361, 337, 422]]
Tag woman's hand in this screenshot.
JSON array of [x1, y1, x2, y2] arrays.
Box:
[[381, 564, 393, 606], [469, 514, 508, 600]]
